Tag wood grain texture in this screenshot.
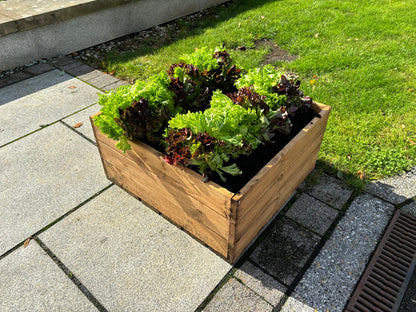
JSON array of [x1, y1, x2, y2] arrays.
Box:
[[90, 102, 331, 263], [229, 102, 331, 262], [90, 116, 233, 258]]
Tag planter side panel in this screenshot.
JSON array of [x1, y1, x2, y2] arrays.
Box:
[[230, 104, 331, 262], [91, 117, 234, 258]]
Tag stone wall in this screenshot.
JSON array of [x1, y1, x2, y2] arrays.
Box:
[[0, 0, 228, 71]]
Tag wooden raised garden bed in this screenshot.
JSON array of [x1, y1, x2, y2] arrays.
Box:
[[90, 102, 331, 263]]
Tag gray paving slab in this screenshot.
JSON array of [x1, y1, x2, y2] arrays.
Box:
[[367, 167, 416, 204], [49, 55, 79, 68], [0, 70, 32, 88], [23, 63, 55, 75], [249, 217, 321, 286], [59, 62, 102, 80], [234, 261, 286, 306], [305, 173, 353, 209], [286, 193, 339, 235], [102, 80, 129, 91], [77, 69, 105, 82], [0, 122, 110, 255], [0, 242, 96, 312], [87, 73, 121, 90], [401, 201, 416, 217], [62, 103, 100, 142], [0, 69, 100, 145], [290, 194, 394, 312], [280, 297, 316, 312], [203, 278, 273, 312], [39, 185, 232, 312]]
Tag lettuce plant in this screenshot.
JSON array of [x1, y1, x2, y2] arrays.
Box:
[[164, 91, 266, 181], [167, 48, 242, 113], [94, 48, 314, 182], [94, 71, 175, 151]]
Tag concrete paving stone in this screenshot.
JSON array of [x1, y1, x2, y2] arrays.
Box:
[[39, 185, 232, 312], [0, 70, 32, 88], [0, 122, 110, 255], [0, 13, 14, 23], [56, 61, 89, 73], [102, 80, 130, 91], [280, 297, 316, 312], [0, 69, 100, 145], [60, 62, 102, 80], [49, 55, 78, 67], [0, 0, 93, 22], [23, 63, 55, 76], [291, 194, 394, 312], [285, 193, 339, 235], [305, 173, 353, 209], [401, 201, 416, 217], [203, 278, 273, 312], [0, 242, 96, 312], [77, 69, 105, 82], [87, 73, 121, 90], [249, 217, 321, 286], [367, 167, 416, 204], [62, 103, 100, 142], [234, 261, 286, 306]]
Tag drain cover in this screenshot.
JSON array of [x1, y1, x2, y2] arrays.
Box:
[[345, 210, 416, 312]]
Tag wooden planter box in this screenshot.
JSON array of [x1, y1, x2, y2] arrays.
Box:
[[90, 102, 331, 263]]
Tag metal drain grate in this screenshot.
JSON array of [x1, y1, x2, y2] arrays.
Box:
[[345, 210, 416, 312]]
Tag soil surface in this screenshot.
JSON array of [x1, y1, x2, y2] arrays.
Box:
[[208, 108, 318, 193], [255, 39, 298, 65]]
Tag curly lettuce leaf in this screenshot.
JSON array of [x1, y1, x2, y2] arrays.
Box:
[[179, 47, 220, 72], [93, 72, 176, 152], [236, 65, 286, 110]]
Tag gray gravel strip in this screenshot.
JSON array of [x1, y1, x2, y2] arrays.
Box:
[[367, 167, 416, 204], [287, 194, 394, 312]]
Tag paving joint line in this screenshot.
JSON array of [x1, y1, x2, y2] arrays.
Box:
[[245, 258, 290, 288], [60, 120, 97, 146], [34, 237, 108, 312], [340, 205, 400, 312], [0, 121, 59, 149], [194, 268, 236, 312], [272, 191, 360, 311], [233, 275, 276, 307], [52, 59, 121, 93], [0, 184, 114, 261], [0, 102, 99, 149]]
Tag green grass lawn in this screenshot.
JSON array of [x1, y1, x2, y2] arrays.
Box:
[[88, 0, 416, 188]]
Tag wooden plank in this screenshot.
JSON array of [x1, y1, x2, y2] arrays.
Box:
[[233, 102, 330, 213], [234, 138, 321, 247], [230, 149, 318, 261], [230, 103, 331, 260], [90, 101, 331, 264], [90, 115, 235, 219], [98, 142, 230, 257], [226, 199, 239, 262]]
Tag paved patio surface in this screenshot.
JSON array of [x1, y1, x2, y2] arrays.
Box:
[[1, 58, 416, 311]]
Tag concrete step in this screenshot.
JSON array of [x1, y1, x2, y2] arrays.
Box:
[[0, 0, 227, 72]]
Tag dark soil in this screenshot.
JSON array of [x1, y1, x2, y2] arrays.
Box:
[[255, 39, 299, 65], [208, 108, 318, 193], [144, 108, 318, 194]]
